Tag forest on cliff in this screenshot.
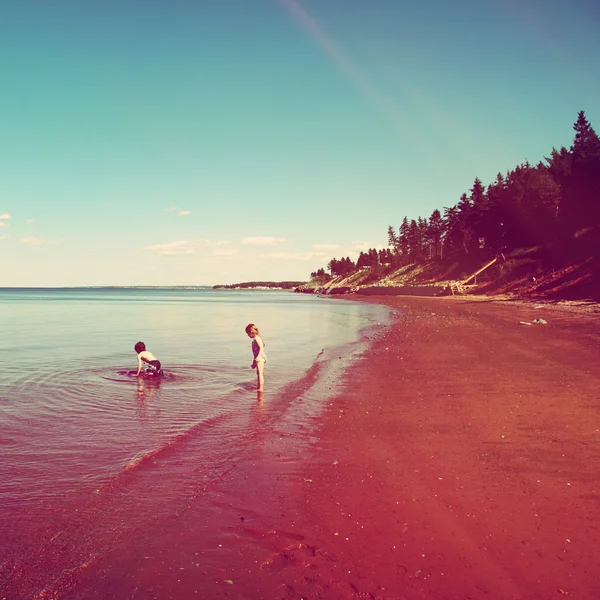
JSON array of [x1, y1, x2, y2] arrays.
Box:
[[308, 111, 600, 299]]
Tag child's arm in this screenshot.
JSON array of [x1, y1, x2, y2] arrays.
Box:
[[255, 335, 265, 354], [135, 354, 143, 376], [252, 336, 265, 366]]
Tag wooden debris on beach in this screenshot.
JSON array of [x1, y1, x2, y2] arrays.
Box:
[[449, 254, 506, 295]]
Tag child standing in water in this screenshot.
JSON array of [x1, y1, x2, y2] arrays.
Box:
[[245, 323, 266, 391], [134, 341, 163, 377]]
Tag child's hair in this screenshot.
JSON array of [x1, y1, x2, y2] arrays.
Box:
[[134, 341, 146, 354], [245, 324, 260, 337]]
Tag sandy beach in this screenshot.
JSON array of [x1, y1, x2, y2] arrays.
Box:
[[246, 295, 600, 599], [5, 294, 600, 600]]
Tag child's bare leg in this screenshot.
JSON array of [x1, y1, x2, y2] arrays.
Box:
[[256, 359, 265, 391]]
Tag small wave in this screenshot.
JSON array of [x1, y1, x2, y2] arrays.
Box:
[[5, 364, 235, 416], [95, 409, 240, 493], [101, 370, 173, 383]]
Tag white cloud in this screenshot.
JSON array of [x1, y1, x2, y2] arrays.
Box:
[[350, 241, 386, 250], [164, 207, 192, 217], [206, 240, 232, 247], [145, 240, 197, 255], [25, 219, 35, 224], [0, 221, 7, 227], [312, 243, 340, 251], [21, 235, 61, 246], [145, 239, 233, 256], [350, 240, 371, 252], [241, 236, 287, 246], [0, 214, 11, 220], [0, 234, 9, 241], [267, 251, 324, 261]]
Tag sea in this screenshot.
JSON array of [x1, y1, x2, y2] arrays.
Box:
[[0, 287, 390, 598]]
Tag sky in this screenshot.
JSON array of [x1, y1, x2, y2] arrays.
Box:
[[1, 0, 599, 286]]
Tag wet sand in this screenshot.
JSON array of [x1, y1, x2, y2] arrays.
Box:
[[267, 295, 600, 599], [8, 295, 600, 599]]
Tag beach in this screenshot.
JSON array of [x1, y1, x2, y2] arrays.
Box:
[[153, 294, 599, 600], [260, 295, 600, 600], [3, 293, 600, 599]]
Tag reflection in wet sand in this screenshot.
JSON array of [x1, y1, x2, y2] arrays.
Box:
[[135, 376, 163, 423]]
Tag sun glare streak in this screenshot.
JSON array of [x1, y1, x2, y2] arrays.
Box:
[[278, 0, 419, 141], [277, 0, 480, 170], [278, 0, 524, 175]]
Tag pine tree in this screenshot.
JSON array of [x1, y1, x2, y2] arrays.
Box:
[[442, 204, 460, 258], [468, 178, 487, 251], [569, 111, 600, 227], [485, 173, 508, 251], [417, 217, 428, 259], [387, 225, 399, 254], [368, 248, 379, 266], [311, 268, 328, 280], [427, 209, 444, 258], [571, 111, 600, 160], [456, 193, 474, 255], [545, 146, 572, 187], [378, 248, 392, 264], [399, 217, 410, 258], [407, 219, 421, 258]]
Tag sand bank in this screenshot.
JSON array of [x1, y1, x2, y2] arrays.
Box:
[[19, 295, 599, 599], [264, 295, 600, 599]]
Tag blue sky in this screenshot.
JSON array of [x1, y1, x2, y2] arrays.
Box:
[[1, 0, 599, 286]]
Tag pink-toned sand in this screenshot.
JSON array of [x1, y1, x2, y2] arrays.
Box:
[[252, 295, 600, 599], [6, 295, 600, 599]]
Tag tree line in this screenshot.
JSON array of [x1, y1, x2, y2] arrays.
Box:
[[311, 111, 600, 279], [213, 281, 305, 289], [310, 248, 395, 278]]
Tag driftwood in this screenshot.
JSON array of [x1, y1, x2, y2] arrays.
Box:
[[461, 257, 499, 286], [451, 254, 506, 295]]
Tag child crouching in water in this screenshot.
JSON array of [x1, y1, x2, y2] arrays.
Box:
[[134, 341, 163, 377], [245, 324, 266, 391]]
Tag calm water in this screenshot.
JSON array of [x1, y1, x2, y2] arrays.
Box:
[[0, 288, 389, 598]]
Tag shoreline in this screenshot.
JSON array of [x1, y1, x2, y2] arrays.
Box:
[[6, 294, 599, 598], [269, 294, 600, 599]]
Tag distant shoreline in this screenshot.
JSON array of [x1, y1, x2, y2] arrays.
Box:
[[0, 283, 305, 291], [212, 281, 305, 290], [0, 286, 214, 290]]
